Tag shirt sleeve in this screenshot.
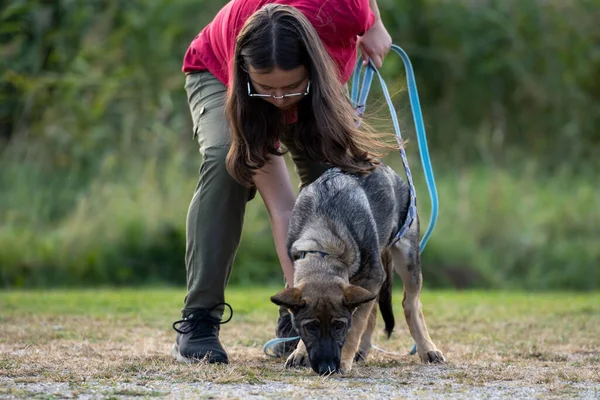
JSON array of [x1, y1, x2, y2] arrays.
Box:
[[350, 0, 377, 36]]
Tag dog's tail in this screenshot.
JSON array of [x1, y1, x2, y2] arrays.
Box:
[[379, 249, 395, 338]]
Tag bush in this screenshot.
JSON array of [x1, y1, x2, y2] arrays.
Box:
[[1, 0, 598, 289]]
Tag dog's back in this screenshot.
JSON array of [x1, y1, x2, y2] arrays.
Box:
[[288, 165, 410, 252]]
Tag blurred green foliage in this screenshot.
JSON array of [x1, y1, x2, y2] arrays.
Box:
[[0, 0, 599, 289], [379, 0, 600, 167]]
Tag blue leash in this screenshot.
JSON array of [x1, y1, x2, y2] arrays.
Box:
[[353, 54, 417, 247], [352, 44, 439, 253], [265, 45, 436, 358]]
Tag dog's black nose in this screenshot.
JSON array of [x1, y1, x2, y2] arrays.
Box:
[[317, 361, 338, 375]]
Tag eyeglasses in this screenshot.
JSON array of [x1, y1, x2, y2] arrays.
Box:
[[247, 79, 311, 99]]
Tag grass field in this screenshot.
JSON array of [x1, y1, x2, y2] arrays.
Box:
[[1, 287, 599, 399]]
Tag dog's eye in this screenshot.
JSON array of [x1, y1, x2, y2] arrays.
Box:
[[332, 321, 347, 335], [303, 322, 320, 337]]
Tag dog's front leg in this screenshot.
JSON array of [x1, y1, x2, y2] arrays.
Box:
[[285, 339, 310, 369], [340, 300, 376, 374]]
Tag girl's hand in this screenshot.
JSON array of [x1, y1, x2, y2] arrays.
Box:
[[357, 19, 392, 69]]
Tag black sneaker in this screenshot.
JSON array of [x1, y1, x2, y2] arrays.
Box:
[[171, 303, 232, 364], [270, 306, 300, 358]]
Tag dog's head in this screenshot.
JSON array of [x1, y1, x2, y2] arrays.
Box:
[[271, 281, 376, 375]]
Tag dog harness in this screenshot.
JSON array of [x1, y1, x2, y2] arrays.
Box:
[[298, 250, 329, 259]]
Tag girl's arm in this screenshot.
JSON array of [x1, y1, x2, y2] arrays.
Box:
[[357, 0, 392, 68], [253, 154, 296, 287]]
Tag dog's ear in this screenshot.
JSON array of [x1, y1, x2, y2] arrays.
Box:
[[271, 288, 306, 314], [344, 285, 377, 310]]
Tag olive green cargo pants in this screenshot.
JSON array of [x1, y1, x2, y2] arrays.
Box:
[[183, 71, 329, 319]]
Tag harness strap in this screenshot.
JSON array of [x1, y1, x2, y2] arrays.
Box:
[[299, 250, 329, 259]]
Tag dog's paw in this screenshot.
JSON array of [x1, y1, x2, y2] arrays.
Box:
[[419, 349, 446, 364], [284, 348, 310, 369], [339, 359, 353, 375]]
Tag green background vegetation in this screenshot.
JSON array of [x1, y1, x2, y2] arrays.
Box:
[[1, 0, 599, 290]]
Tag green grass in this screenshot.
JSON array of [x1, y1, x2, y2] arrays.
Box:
[[0, 287, 277, 321], [2, 286, 599, 319], [1, 288, 599, 398], [2, 287, 599, 352]]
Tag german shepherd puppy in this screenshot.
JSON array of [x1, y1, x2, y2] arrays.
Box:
[[271, 165, 445, 375]]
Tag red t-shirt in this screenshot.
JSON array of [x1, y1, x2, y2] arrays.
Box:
[[182, 0, 376, 86]]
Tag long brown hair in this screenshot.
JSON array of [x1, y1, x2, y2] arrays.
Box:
[[226, 4, 394, 187]]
